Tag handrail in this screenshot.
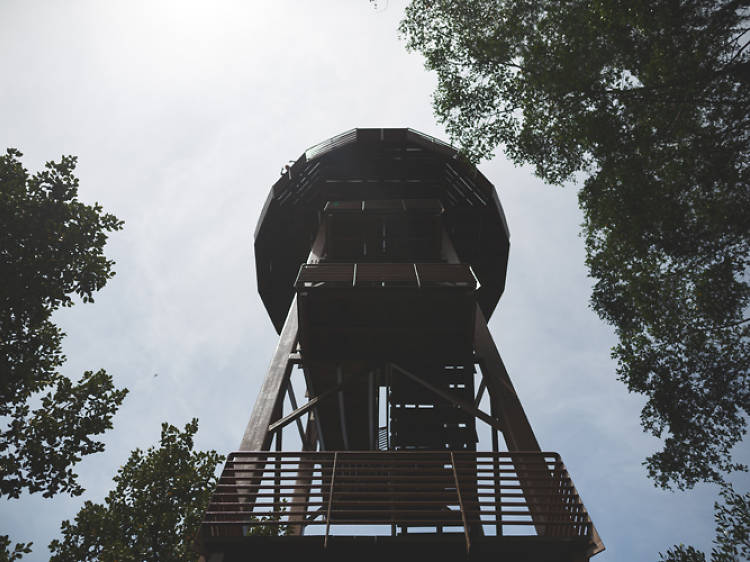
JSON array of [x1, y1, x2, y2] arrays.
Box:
[[201, 451, 597, 551], [294, 263, 477, 289]]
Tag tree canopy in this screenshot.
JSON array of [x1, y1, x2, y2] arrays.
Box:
[[1, 148, 127, 499], [401, 0, 750, 490], [660, 482, 750, 561], [49, 419, 224, 562], [0, 149, 127, 556]]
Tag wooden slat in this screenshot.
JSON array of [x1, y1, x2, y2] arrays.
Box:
[[295, 263, 476, 288], [200, 450, 596, 550]]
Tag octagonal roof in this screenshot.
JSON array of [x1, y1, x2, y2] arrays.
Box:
[[255, 128, 510, 333]]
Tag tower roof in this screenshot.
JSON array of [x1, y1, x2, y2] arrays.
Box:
[[255, 128, 510, 332]]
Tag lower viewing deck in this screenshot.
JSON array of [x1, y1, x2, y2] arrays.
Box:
[[198, 451, 602, 561]]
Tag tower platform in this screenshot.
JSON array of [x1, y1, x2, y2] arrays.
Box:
[[198, 451, 599, 562], [295, 262, 477, 360]]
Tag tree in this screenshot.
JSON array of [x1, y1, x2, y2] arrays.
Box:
[[49, 419, 224, 562], [660, 482, 750, 561], [400, 0, 750, 490], [0, 149, 127, 557], [660, 544, 707, 562], [0, 537, 31, 562]]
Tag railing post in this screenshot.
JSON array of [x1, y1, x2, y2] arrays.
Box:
[[199, 450, 602, 558], [324, 452, 338, 549], [287, 420, 319, 536], [274, 426, 282, 523], [492, 436, 502, 536], [450, 452, 471, 554]]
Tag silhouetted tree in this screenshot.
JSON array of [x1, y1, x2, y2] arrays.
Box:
[[660, 482, 750, 561], [49, 419, 224, 562], [0, 148, 127, 557], [401, 0, 750, 491]]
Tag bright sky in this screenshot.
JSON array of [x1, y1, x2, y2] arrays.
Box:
[[1, 1, 746, 560]]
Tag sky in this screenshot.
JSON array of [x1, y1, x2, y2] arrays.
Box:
[[1, 1, 747, 560]]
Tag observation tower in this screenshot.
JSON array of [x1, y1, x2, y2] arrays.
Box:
[[197, 128, 604, 561]]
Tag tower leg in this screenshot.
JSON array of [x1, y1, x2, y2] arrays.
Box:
[[474, 304, 603, 552], [229, 298, 299, 531], [473, 305, 540, 451], [239, 298, 299, 451], [473, 305, 551, 535], [286, 416, 319, 535]]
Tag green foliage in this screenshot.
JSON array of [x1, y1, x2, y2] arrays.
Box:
[[0, 536, 32, 562], [48, 419, 225, 562], [243, 500, 290, 537], [401, 0, 750, 489], [660, 483, 750, 561], [0, 148, 127, 502], [1, 370, 128, 500], [712, 483, 750, 560], [660, 544, 707, 562]]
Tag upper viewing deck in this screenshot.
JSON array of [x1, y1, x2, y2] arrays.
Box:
[[254, 128, 511, 332]]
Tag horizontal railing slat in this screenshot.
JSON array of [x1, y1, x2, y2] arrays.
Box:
[[201, 451, 594, 542]]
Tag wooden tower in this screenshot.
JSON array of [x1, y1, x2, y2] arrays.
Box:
[[197, 129, 604, 562]]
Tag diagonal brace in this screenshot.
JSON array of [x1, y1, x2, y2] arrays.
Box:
[[389, 363, 504, 434], [268, 374, 359, 433], [285, 380, 307, 443]]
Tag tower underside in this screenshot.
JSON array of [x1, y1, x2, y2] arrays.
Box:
[[197, 129, 603, 561]]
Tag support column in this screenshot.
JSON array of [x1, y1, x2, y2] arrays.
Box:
[[473, 305, 549, 535], [239, 297, 298, 451], [474, 305, 603, 552], [473, 305, 540, 452]]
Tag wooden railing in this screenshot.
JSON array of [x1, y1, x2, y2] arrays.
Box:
[[200, 451, 594, 553], [294, 263, 477, 289]]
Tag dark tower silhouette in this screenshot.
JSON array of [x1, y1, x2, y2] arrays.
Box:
[[198, 129, 604, 562]]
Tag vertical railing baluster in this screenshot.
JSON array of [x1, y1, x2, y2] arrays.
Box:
[[450, 452, 471, 554], [274, 438, 282, 522], [492, 434, 502, 536], [324, 452, 338, 548], [198, 450, 601, 555]]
